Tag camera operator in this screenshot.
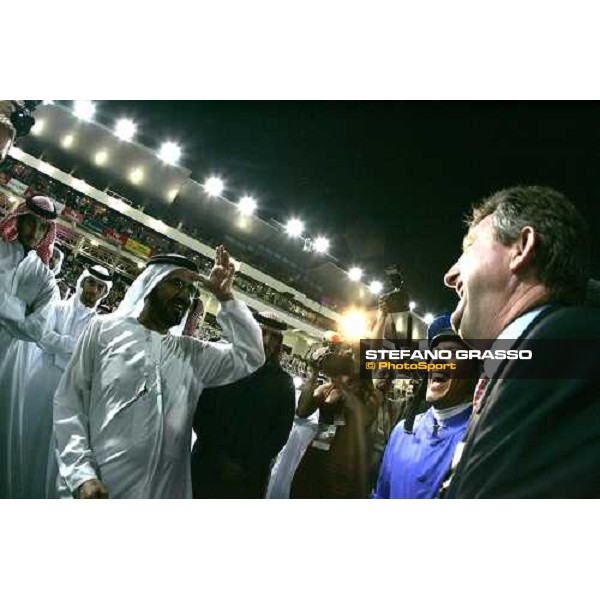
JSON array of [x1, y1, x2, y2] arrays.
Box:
[[290, 339, 380, 499], [0, 101, 38, 164]]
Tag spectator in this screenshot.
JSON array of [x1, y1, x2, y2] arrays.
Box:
[[443, 185, 600, 498], [372, 313, 479, 499], [0, 196, 59, 498], [291, 343, 379, 498], [191, 311, 296, 498], [23, 265, 112, 498]]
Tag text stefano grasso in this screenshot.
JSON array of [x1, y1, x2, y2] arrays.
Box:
[[363, 349, 532, 361]]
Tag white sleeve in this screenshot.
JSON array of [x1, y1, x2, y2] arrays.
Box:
[[0, 275, 57, 343], [38, 330, 78, 363], [192, 299, 265, 388], [0, 289, 26, 321], [37, 307, 79, 362], [53, 317, 101, 493]]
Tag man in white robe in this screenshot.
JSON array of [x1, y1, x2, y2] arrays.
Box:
[[24, 264, 112, 498], [54, 248, 265, 499], [266, 389, 319, 499], [0, 195, 58, 498]]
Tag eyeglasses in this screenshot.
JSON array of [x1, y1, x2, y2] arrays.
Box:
[[163, 277, 199, 298]]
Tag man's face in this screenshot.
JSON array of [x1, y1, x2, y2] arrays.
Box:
[[262, 328, 283, 362], [16, 213, 48, 251], [426, 339, 478, 408], [147, 269, 198, 328], [80, 277, 108, 308], [443, 215, 513, 341]]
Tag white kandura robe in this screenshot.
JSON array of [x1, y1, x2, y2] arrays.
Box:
[[54, 299, 265, 499], [0, 239, 57, 498], [24, 293, 96, 498], [266, 391, 319, 499]]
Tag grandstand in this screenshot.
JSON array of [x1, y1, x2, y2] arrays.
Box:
[[1, 102, 429, 356]]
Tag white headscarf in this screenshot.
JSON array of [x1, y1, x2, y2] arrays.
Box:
[[112, 263, 193, 335], [51, 247, 65, 277], [76, 265, 113, 310]]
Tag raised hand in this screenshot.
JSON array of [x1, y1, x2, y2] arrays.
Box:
[[196, 245, 235, 302]]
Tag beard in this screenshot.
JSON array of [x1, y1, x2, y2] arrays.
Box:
[[147, 289, 187, 329]]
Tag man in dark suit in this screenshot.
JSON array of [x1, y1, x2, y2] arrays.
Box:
[[191, 311, 296, 498], [442, 185, 600, 498]]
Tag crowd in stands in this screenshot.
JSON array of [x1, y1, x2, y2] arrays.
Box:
[[0, 156, 337, 331]]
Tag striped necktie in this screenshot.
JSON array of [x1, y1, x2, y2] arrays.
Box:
[[473, 375, 490, 413]]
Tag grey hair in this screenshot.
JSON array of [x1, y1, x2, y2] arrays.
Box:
[[468, 186, 590, 305]]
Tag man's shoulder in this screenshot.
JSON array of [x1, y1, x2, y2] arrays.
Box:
[[269, 363, 294, 384], [86, 313, 134, 338], [391, 410, 430, 441], [528, 306, 600, 339]]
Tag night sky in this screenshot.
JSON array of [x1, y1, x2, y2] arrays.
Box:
[[93, 101, 600, 315]]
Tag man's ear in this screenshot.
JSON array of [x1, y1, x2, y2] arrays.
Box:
[[509, 226, 537, 273]]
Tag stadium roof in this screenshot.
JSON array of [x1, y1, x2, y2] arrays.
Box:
[[20, 103, 369, 306]]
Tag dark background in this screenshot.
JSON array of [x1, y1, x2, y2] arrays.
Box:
[[89, 101, 600, 314]]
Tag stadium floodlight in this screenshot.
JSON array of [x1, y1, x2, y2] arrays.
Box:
[[238, 195, 257, 217], [129, 167, 144, 185], [203, 176, 225, 197], [285, 218, 304, 238], [409, 301, 417, 311], [157, 141, 181, 165], [114, 118, 137, 142], [61, 134, 75, 148], [348, 267, 363, 282], [369, 280, 383, 295], [313, 236, 330, 254], [424, 313, 434, 325], [31, 119, 45, 135], [94, 150, 108, 166], [73, 100, 96, 121], [341, 310, 368, 340]]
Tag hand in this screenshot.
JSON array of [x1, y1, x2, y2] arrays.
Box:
[[314, 382, 333, 400], [376, 298, 390, 320], [196, 245, 235, 302], [78, 479, 109, 499]]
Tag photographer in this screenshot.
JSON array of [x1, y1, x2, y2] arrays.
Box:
[[0, 101, 38, 164], [290, 340, 379, 499]]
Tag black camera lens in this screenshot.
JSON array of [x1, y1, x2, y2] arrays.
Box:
[[10, 109, 35, 137], [9, 101, 40, 137]]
